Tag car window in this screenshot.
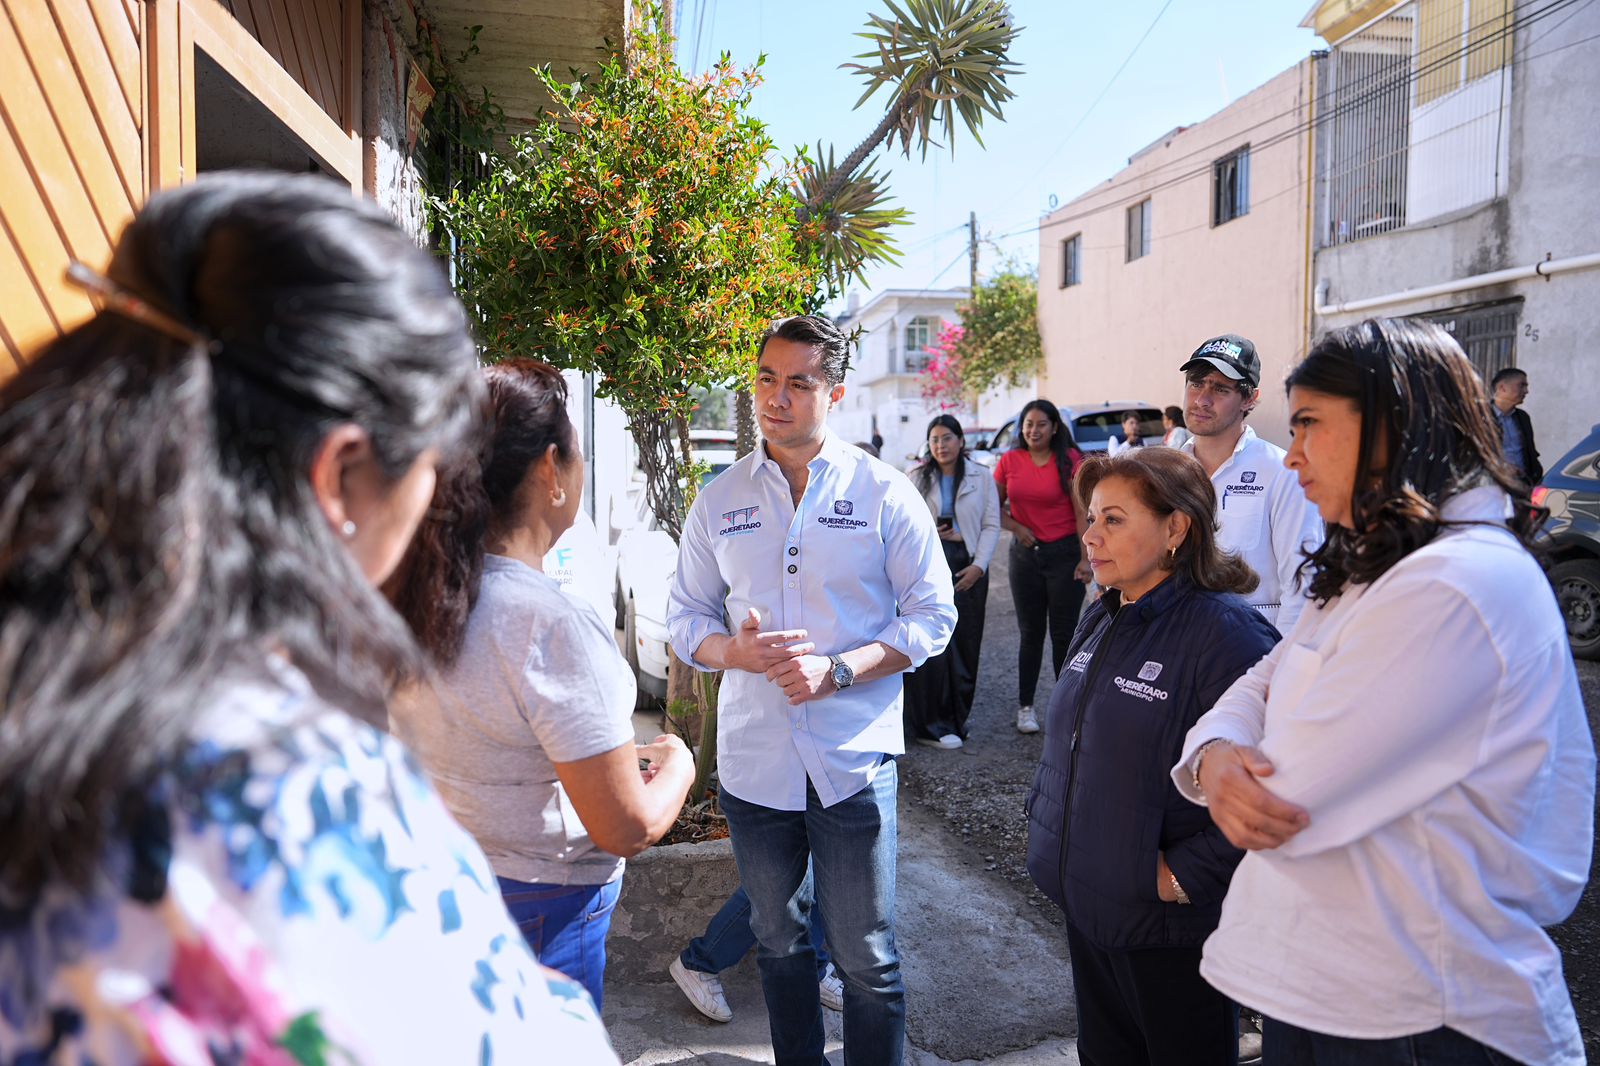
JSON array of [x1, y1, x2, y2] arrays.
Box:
[[989, 421, 1015, 451], [1072, 408, 1162, 444]]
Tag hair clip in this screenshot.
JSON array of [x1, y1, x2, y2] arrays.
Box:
[[65, 261, 219, 353]]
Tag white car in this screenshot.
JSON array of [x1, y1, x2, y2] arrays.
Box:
[[543, 509, 616, 628], [613, 429, 738, 701]]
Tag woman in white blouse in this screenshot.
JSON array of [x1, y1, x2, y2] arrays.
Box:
[[904, 414, 1001, 748], [1173, 318, 1592, 1066]]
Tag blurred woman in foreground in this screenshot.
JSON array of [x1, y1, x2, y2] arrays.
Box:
[[0, 173, 618, 1063], [1176, 318, 1592, 1066]]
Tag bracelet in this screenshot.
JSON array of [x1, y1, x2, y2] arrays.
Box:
[[1168, 869, 1191, 905], [1190, 738, 1232, 796]]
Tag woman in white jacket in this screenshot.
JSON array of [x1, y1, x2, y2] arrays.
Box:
[[904, 414, 1001, 748], [1173, 317, 1592, 1066]]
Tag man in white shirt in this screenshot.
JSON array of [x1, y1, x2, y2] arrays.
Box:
[[668, 314, 956, 1065], [1179, 334, 1322, 633]]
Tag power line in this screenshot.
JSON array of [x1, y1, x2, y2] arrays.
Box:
[[1006, 23, 1599, 256], [995, 0, 1176, 208], [1021, 0, 1583, 238], [1007, 0, 1578, 236]]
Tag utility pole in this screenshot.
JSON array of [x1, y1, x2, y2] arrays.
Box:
[[968, 211, 979, 292]]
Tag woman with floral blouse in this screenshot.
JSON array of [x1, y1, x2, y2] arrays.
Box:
[[0, 173, 618, 1064]]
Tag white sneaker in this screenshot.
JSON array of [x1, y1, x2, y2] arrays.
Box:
[[818, 964, 845, 1011], [914, 734, 964, 750], [669, 957, 732, 1022], [1017, 705, 1040, 734]]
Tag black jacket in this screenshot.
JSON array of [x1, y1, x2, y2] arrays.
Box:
[[1492, 404, 1543, 484], [1025, 573, 1279, 950]]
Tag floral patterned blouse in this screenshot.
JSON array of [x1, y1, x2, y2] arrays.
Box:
[[0, 655, 620, 1065]]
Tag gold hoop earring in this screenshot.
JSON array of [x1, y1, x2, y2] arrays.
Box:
[[1167, 545, 1177, 564], [552, 488, 567, 507]]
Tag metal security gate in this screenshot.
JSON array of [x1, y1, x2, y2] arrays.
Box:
[[1415, 298, 1521, 383]]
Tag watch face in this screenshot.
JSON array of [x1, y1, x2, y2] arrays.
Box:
[[832, 663, 851, 686]]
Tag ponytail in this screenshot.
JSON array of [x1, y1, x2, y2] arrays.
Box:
[[393, 360, 576, 664], [0, 172, 482, 894]]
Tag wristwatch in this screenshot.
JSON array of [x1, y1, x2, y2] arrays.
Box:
[[828, 654, 855, 690]]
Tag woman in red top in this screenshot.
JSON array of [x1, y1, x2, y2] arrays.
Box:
[[993, 399, 1088, 734]]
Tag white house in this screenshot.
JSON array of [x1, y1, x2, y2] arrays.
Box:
[[832, 287, 971, 466]]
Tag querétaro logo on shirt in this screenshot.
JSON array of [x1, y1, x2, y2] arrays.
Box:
[[719, 505, 762, 537], [1113, 676, 1170, 702], [1240, 470, 1257, 484], [817, 498, 868, 530], [1137, 660, 1163, 681]]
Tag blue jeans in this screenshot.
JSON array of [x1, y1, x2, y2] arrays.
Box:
[[497, 877, 621, 1011], [720, 763, 904, 1066], [1263, 1018, 1520, 1065], [681, 883, 832, 978]]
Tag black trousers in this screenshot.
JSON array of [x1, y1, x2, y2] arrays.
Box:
[[1008, 535, 1085, 707], [1067, 922, 1239, 1066], [905, 541, 988, 740]]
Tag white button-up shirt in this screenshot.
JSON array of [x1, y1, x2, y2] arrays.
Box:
[[668, 433, 956, 810], [1182, 425, 1322, 632], [1172, 487, 1593, 1066]]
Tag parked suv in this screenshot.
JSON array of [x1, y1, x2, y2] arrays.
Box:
[[1533, 423, 1600, 660]]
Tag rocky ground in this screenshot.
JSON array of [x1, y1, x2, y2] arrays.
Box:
[[898, 539, 1600, 1058]]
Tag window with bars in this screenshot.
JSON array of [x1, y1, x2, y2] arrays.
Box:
[[1061, 234, 1082, 287], [1212, 147, 1251, 226], [1126, 199, 1152, 262], [1313, 0, 1513, 248]]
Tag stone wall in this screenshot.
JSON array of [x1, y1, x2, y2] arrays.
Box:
[[607, 838, 739, 983]]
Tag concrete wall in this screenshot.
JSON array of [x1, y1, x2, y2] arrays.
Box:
[[1036, 62, 1315, 447], [1311, 1, 1600, 458]]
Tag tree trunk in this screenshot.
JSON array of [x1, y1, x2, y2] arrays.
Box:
[[734, 390, 756, 458], [800, 74, 929, 219], [687, 670, 720, 804]]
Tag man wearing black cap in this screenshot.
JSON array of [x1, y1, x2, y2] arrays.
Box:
[[1178, 334, 1322, 634]]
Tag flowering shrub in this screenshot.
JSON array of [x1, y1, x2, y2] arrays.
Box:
[[433, 4, 822, 540], [919, 322, 967, 411]]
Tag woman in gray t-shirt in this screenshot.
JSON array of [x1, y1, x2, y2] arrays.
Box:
[[389, 361, 693, 1009]]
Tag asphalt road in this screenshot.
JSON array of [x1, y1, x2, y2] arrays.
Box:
[[898, 541, 1600, 1056]]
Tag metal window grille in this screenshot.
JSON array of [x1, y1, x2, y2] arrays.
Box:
[[1314, 7, 1413, 248], [1062, 235, 1082, 286], [1415, 298, 1521, 383], [1213, 147, 1251, 225], [1314, 0, 1513, 248], [1126, 199, 1152, 261]]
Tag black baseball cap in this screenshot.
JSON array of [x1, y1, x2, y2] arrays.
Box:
[[1180, 334, 1260, 389]]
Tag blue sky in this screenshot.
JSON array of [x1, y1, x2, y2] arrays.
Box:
[[674, 0, 1320, 307]]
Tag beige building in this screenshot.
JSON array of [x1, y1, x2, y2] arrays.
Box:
[[1034, 61, 1316, 447]]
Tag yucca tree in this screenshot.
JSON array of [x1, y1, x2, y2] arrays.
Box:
[[732, 0, 1022, 457], [801, 0, 1020, 285]]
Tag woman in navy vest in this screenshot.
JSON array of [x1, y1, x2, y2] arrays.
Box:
[[1026, 447, 1279, 1066]]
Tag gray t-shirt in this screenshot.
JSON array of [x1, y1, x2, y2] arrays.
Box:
[[390, 555, 637, 886]]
